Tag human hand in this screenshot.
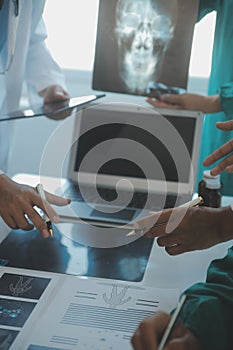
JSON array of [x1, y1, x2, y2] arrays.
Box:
[[146, 93, 221, 114], [40, 84, 69, 104], [131, 311, 202, 350], [0, 174, 71, 238], [203, 120, 233, 175], [134, 205, 233, 255], [40, 84, 71, 120]]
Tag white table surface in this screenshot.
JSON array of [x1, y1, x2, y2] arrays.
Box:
[[0, 173, 232, 295]]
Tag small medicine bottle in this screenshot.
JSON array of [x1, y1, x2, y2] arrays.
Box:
[[198, 170, 222, 208]]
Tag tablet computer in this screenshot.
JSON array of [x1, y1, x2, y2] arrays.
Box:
[[0, 94, 106, 122]]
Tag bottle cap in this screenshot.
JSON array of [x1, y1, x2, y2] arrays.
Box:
[[203, 170, 221, 189]]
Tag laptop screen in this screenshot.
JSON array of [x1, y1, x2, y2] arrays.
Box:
[[70, 105, 202, 189], [74, 114, 196, 183]]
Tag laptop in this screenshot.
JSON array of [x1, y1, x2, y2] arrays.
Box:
[[56, 103, 203, 226]]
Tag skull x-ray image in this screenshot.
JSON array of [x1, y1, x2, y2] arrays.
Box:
[[92, 0, 199, 96]]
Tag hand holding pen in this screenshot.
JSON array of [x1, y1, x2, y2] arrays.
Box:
[[128, 197, 203, 237], [157, 295, 187, 350], [131, 294, 203, 350], [36, 184, 55, 237], [0, 175, 71, 238], [126, 196, 232, 256], [35, 183, 71, 238]]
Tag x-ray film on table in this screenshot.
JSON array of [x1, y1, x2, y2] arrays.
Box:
[[0, 224, 154, 282], [93, 0, 200, 96]]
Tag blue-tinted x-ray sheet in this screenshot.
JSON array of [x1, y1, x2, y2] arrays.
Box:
[[0, 223, 154, 282]]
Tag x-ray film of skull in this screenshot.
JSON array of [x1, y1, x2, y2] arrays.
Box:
[[93, 0, 200, 96]]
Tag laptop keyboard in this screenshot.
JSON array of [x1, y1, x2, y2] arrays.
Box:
[[64, 183, 177, 210]]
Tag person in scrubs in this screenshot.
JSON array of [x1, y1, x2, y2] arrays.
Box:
[[131, 122, 233, 349], [132, 246, 233, 350], [0, 0, 70, 238], [147, 0, 233, 195]]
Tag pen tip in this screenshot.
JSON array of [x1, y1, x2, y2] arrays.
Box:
[[198, 196, 204, 205], [127, 230, 136, 237]]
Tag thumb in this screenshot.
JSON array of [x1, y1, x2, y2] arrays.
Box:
[[54, 86, 69, 100]]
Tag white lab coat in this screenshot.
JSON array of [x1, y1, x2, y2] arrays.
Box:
[[0, 0, 66, 172]]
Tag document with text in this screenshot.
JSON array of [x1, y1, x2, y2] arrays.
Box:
[[0, 267, 179, 350]]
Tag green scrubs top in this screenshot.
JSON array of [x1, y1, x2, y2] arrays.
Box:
[[197, 0, 233, 195], [178, 246, 233, 350]]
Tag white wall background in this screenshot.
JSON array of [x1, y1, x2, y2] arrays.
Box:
[[8, 2, 216, 178]]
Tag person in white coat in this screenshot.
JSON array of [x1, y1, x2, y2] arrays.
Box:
[[0, 0, 71, 238]]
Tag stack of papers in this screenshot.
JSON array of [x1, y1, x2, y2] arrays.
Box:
[[0, 267, 179, 349]]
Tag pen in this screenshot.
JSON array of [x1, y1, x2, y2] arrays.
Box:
[[36, 183, 53, 237], [127, 196, 204, 237], [158, 294, 187, 350]]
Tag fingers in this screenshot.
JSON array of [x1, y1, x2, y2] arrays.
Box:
[[226, 164, 233, 172], [145, 224, 168, 238], [22, 204, 52, 238], [9, 208, 34, 231], [45, 109, 72, 121], [203, 120, 233, 175], [0, 214, 19, 230], [139, 206, 189, 239], [163, 337, 195, 350], [45, 191, 71, 206], [33, 192, 59, 223], [42, 85, 70, 104], [131, 330, 144, 350], [134, 209, 172, 237], [42, 85, 71, 120], [0, 178, 63, 238], [31, 189, 70, 236], [32, 189, 71, 237], [0, 205, 50, 237], [134, 212, 160, 231], [146, 98, 178, 109], [157, 230, 181, 248], [132, 313, 202, 350], [52, 85, 70, 101], [35, 187, 70, 220], [216, 120, 233, 131], [131, 312, 170, 350], [160, 94, 183, 106], [209, 153, 233, 176], [163, 328, 203, 350], [156, 228, 192, 256], [1, 188, 65, 238], [165, 244, 192, 256], [203, 139, 233, 169]]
